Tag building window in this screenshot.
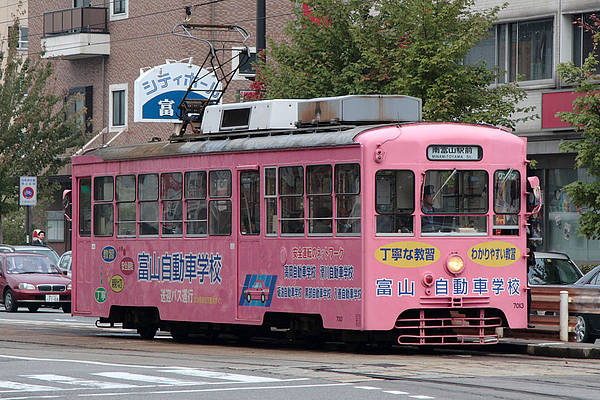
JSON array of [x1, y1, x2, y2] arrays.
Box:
[[74, 0, 92, 7], [109, 83, 127, 131], [466, 19, 553, 83], [46, 211, 64, 243], [66, 86, 93, 133], [110, 0, 128, 20], [17, 26, 28, 50], [573, 12, 600, 73], [232, 47, 257, 80]]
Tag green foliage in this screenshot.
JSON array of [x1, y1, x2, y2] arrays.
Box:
[[556, 16, 600, 240], [255, 0, 535, 129], [0, 19, 89, 242]]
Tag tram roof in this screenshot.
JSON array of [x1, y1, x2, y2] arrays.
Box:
[[77, 121, 516, 164]]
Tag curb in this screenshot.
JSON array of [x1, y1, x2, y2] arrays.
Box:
[[498, 339, 600, 359]]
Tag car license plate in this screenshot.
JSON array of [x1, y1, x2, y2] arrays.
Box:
[[46, 295, 60, 302]]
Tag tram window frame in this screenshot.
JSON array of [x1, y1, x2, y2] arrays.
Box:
[[93, 176, 114, 237], [493, 169, 520, 236], [116, 174, 136, 237], [240, 170, 260, 235], [265, 167, 277, 236], [78, 178, 92, 237], [279, 166, 304, 235], [375, 170, 415, 236], [335, 163, 361, 236], [138, 173, 159, 236], [208, 170, 232, 236], [307, 164, 333, 236], [421, 169, 489, 236], [160, 172, 183, 236], [184, 171, 208, 236]]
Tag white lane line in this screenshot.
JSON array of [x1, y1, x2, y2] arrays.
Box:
[[93, 372, 204, 386], [0, 381, 56, 392], [409, 396, 435, 399], [160, 368, 281, 383], [26, 374, 139, 389], [78, 382, 351, 397], [354, 386, 380, 390], [384, 390, 410, 395]]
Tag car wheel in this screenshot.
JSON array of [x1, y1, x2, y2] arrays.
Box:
[[62, 304, 72, 314], [27, 305, 39, 313], [4, 290, 18, 312], [137, 326, 157, 340], [246, 293, 251, 303], [575, 315, 594, 343]]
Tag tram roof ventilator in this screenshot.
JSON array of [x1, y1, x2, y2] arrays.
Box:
[[189, 95, 422, 137]]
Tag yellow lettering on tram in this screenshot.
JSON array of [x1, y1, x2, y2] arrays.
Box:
[[468, 241, 520, 267], [375, 241, 440, 267]]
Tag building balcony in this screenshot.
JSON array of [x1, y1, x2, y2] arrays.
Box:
[[41, 7, 109, 60]]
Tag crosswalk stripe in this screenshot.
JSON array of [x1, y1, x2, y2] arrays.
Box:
[[160, 368, 282, 383], [0, 380, 55, 392], [26, 374, 139, 389], [93, 372, 204, 386]]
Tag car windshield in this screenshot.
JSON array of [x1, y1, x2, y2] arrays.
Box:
[[529, 257, 583, 285], [13, 247, 59, 265], [6, 255, 60, 274]]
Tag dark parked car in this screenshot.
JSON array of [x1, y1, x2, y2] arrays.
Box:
[[0, 252, 71, 313], [570, 265, 600, 343], [530, 252, 600, 343], [529, 251, 583, 286]]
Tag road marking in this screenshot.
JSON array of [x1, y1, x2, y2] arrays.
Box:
[[77, 383, 351, 397], [26, 374, 139, 389], [354, 386, 380, 390], [93, 372, 204, 386], [0, 381, 55, 392], [409, 396, 435, 399], [384, 390, 410, 395], [160, 368, 282, 383]]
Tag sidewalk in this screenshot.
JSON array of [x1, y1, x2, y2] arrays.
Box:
[[498, 337, 600, 359]]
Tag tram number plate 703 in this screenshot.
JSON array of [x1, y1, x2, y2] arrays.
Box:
[[513, 302, 524, 309]]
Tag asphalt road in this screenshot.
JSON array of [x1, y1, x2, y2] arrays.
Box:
[[0, 309, 599, 400]]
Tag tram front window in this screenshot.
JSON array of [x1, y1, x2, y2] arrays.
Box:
[[375, 170, 414, 235], [421, 170, 488, 235]]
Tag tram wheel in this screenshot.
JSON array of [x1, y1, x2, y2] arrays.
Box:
[[137, 326, 157, 340]]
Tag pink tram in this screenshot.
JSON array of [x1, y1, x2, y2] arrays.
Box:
[[68, 95, 541, 345]]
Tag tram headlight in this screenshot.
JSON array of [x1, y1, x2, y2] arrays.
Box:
[[446, 254, 464, 275]]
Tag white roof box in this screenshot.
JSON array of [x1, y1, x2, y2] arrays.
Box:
[[200, 95, 421, 134]]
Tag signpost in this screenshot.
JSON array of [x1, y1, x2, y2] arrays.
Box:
[[20, 176, 37, 244]]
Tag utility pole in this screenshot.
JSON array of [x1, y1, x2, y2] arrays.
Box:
[[257, 0, 266, 54]]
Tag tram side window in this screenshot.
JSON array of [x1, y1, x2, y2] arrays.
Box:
[[240, 171, 260, 235], [209, 170, 232, 236], [375, 170, 414, 234], [161, 172, 183, 236], [307, 165, 332, 235], [265, 167, 277, 235], [335, 163, 360, 235], [79, 178, 92, 236], [185, 171, 207, 236], [138, 173, 159, 236], [93, 176, 114, 237], [116, 174, 136, 237], [493, 169, 520, 235], [279, 166, 304, 235], [422, 170, 488, 235]]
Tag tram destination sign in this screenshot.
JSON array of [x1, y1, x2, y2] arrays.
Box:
[[427, 145, 482, 161]]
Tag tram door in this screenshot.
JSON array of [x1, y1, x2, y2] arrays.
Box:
[[236, 168, 262, 320]]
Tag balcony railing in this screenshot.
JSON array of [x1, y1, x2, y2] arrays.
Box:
[[43, 7, 108, 37]]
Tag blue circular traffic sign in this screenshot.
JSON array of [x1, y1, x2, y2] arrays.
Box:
[[22, 187, 34, 199]]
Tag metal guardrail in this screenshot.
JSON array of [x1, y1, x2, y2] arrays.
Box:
[[43, 7, 108, 37], [527, 286, 600, 341]]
